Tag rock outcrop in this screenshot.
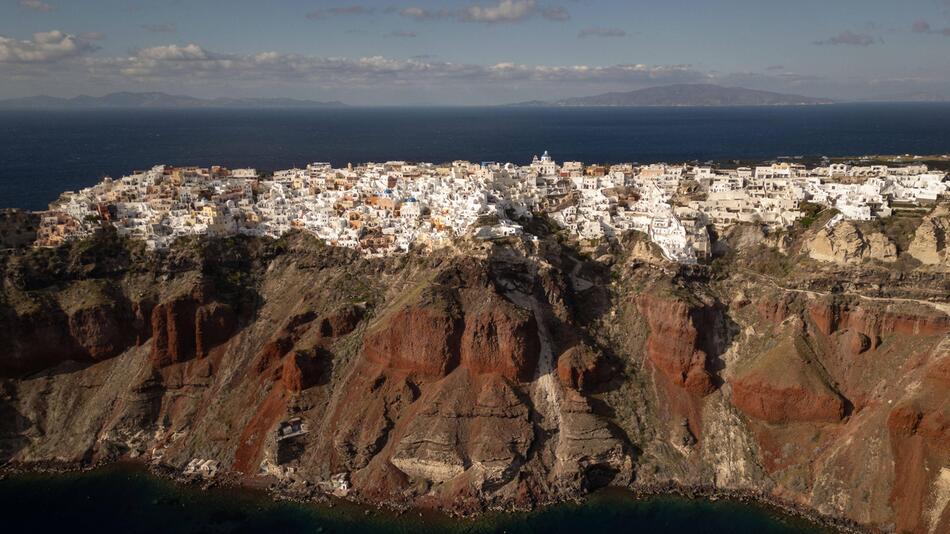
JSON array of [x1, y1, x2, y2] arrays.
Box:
[[150, 294, 237, 368], [459, 298, 540, 382], [362, 298, 463, 378], [805, 220, 897, 265], [909, 206, 950, 267], [730, 333, 846, 424], [887, 390, 950, 534], [557, 344, 608, 392], [637, 293, 717, 397], [390, 371, 533, 486]]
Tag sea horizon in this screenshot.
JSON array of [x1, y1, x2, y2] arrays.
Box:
[[3, 102, 950, 211]]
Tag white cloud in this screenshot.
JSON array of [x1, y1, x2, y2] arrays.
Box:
[[19, 0, 55, 13], [399, 1, 568, 24], [462, 0, 537, 23], [0, 31, 97, 63], [6, 38, 869, 102], [398, 7, 450, 21], [137, 44, 217, 61], [306, 5, 374, 20], [486, 62, 704, 83], [73, 43, 706, 89]]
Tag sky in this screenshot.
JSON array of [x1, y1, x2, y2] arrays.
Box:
[[1, 0, 949, 104]]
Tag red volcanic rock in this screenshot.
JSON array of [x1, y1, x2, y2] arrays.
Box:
[[557, 345, 607, 392], [459, 302, 540, 382], [67, 303, 134, 361], [808, 298, 950, 342], [637, 294, 716, 396], [195, 302, 236, 357], [806, 300, 843, 336], [887, 396, 950, 534], [254, 336, 293, 375], [844, 330, 871, 355], [150, 296, 198, 367], [928, 357, 950, 383], [131, 299, 154, 345], [233, 386, 287, 474], [732, 378, 845, 424], [0, 295, 143, 375], [150, 294, 240, 368], [888, 401, 949, 454], [731, 335, 845, 424], [253, 311, 320, 377], [363, 297, 463, 378], [755, 294, 790, 324], [0, 307, 82, 375], [319, 304, 364, 338], [281, 350, 322, 393], [364, 290, 539, 381]]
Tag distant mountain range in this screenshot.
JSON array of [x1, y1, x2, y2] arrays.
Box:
[[864, 92, 950, 103], [0, 92, 346, 109], [509, 84, 835, 107]]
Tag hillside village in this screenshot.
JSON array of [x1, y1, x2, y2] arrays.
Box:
[[32, 152, 948, 264]]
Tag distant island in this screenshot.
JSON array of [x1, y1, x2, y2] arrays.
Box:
[[509, 84, 835, 107], [0, 92, 346, 110]]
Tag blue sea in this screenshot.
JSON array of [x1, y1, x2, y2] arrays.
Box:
[[2, 103, 950, 210], [0, 465, 829, 534]]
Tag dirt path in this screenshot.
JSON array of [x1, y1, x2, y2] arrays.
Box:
[[738, 268, 950, 315]]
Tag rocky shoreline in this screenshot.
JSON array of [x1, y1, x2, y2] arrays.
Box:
[[1, 458, 866, 533]]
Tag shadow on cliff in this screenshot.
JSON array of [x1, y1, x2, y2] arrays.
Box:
[[700, 302, 740, 390], [0, 385, 33, 464], [674, 266, 741, 391]]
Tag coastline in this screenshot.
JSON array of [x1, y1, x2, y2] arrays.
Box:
[[0, 459, 867, 533]]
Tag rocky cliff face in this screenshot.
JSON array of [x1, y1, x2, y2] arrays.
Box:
[[1, 217, 949, 533], [805, 221, 897, 265], [909, 206, 950, 268]]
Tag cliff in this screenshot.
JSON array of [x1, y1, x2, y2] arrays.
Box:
[[1, 217, 948, 533]]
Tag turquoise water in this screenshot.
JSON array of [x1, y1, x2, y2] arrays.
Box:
[[0, 466, 830, 533]]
